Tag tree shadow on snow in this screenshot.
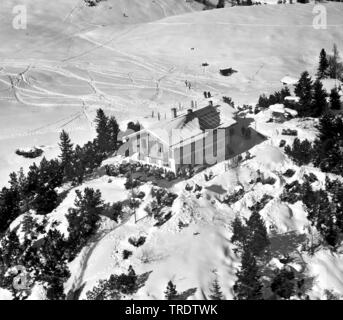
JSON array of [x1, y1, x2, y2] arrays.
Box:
[[269, 231, 307, 258]]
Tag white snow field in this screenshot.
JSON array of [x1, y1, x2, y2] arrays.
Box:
[[0, 0, 201, 185], [1, 1, 343, 300]]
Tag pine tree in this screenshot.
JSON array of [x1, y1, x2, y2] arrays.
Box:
[[311, 79, 328, 117], [217, 0, 225, 8], [164, 281, 178, 300], [8, 172, 19, 190], [66, 188, 104, 256], [313, 114, 343, 176], [108, 116, 120, 152], [257, 94, 269, 109], [27, 158, 63, 215], [284, 138, 313, 166], [294, 71, 313, 117], [23, 163, 40, 198], [0, 187, 21, 233], [330, 87, 341, 110], [86, 266, 146, 300], [246, 211, 270, 257], [209, 274, 224, 300], [95, 108, 110, 153], [317, 48, 329, 79], [59, 130, 74, 180], [22, 214, 36, 238], [328, 44, 342, 79], [280, 86, 291, 99], [1, 231, 23, 267], [317, 113, 337, 142], [233, 248, 263, 300], [231, 216, 247, 248]]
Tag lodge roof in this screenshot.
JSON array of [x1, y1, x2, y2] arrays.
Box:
[[123, 103, 236, 148]]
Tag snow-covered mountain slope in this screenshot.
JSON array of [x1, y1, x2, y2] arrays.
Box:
[[1, 2, 343, 300], [6, 108, 343, 300], [60, 112, 343, 300]]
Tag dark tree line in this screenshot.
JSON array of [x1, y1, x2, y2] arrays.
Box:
[[290, 71, 329, 117], [293, 46, 342, 116], [317, 45, 343, 81], [0, 109, 123, 299], [86, 266, 151, 300], [0, 186, 112, 300], [285, 114, 343, 176], [0, 109, 120, 236], [231, 206, 270, 300], [280, 175, 343, 249], [258, 46, 342, 117], [257, 87, 291, 110]]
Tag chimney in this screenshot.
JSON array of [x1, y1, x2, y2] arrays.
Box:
[[209, 100, 213, 107], [171, 108, 177, 118], [187, 109, 193, 115]]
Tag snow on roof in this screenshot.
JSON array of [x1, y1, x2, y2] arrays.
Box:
[[269, 103, 285, 113], [152, 116, 203, 146], [284, 96, 300, 102], [270, 103, 297, 117], [284, 108, 298, 116], [217, 105, 237, 128], [125, 104, 237, 147], [280, 76, 298, 85]]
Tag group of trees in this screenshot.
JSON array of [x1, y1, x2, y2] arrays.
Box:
[[0, 225, 70, 299], [284, 138, 313, 166], [0, 185, 110, 300], [66, 188, 105, 258], [0, 109, 124, 299], [317, 45, 343, 81], [313, 114, 343, 175], [230, 197, 308, 299], [60, 109, 120, 183], [290, 46, 343, 116], [86, 266, 151, 300], [293, 70, 341, 117], [0, 109, 120, 237], [280, 175, 343, 248], [231, 207, 270, 300], [258, 46, 342, 117], [302, 180, 343, 248], [285, 114, 343, 176], [294, 45, 343, 117], [0, 186, 109, 300], [0, 158, 64, 234], [257, 87, 291, 110]]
